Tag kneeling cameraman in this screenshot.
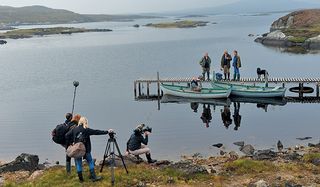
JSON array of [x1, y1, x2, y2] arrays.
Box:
[[126, 124, 157, 163]]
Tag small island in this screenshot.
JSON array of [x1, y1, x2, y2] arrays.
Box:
[[0, 27, 112, 39], [145, 20, 208, 28], [255, 9, 320, 52]]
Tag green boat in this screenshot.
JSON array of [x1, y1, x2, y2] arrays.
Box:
[[161, 83, 231, 99]]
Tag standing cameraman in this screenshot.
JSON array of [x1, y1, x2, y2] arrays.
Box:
[[126, 124, 157, 163]]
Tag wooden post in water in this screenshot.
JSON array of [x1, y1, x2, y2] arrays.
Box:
[[147, 82, 150, 98], [299, 83, 303, 98], [316, 83, 319, 98], [282, 82, 285, 88], [157, 72, 160, 110], [134, 81, 137, 99], [138, 82, 141, 97]]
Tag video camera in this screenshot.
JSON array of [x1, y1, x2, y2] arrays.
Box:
[[134, 124, 152, 134]]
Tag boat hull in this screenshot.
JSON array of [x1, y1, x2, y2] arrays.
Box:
[[161, 83, 231, 99], [212, 82, 286, 98]]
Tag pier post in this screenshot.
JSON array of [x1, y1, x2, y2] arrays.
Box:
[[138, 82, 141, 97], [134, 81, 137, 98], [299, 83, 303, 98], [147, 82, 150, 98], [282, 82, 285, 88], [157, 72, 161, 110], [316, 83, 319, 98]]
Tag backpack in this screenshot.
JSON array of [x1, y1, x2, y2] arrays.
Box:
[[52, 123, 69, 145]]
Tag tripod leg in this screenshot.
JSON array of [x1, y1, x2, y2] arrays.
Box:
[[114, 139, 129, 174], [100, 140, 111, 172], [111, 142, 115, 185]]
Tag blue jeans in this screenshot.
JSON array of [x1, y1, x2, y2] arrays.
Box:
[[75, 152, 95, 172]]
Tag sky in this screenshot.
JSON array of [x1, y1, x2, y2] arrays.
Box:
[[0, 0, 239, 14], [0, 0, 318, 14]]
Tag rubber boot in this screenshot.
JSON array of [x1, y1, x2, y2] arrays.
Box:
[[224, 73, 227, 80], [89, 169, 102, 182], [233, 74, 236, 81], [202, 73, 205, 81], [207, 71, 210, 81], [77, 172, 84, 183], [227, 73, 230, 80], [66, 161, 71, 174], [146, 153, 157, 164], [237, 74, 240, 81]]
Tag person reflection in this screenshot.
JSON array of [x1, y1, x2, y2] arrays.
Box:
[[221, 106, 232, 129], [190, 102, 199, 113], [233, 102, 241, 131], [200, 104, 212, 128]]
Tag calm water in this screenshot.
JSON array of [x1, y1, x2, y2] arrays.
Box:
[[0, 13, 319, 163]]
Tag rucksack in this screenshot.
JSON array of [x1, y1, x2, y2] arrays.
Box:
[[52, 123, 69, 145]]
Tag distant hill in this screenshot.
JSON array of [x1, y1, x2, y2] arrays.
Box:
[[178, 0, 320, 15], [0, 5, 157, 26]]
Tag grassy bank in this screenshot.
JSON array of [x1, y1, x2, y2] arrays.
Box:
[[3, 151, 320, 187]]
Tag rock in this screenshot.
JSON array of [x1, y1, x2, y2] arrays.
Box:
[[99, 155, 141, 167], [0, 40, 7, 45], [233, 141, 245, 147], [228, 151, 239, 160], [240, 144, 255, 156], [212, 143, 223, 148], [0, 153, 39, 173], [137, 181, 146, 187], [55, 161, 59, 165], [266, 30, 287, 40], [154, 160, 171, 166], [285, 182, 302, 187], [0, 176, 4, 186], [248, 34, 255, 37], [253, 149, 277, 160], [167, 177, 175, 184], [133, 24, 140, 28], [253, 180, 268, 187], [311, 158, 320, 166], [165, 160, 208, 176], [220, 150, 226, 156], [296, 136, 312, 140], [282, 152, 301, 161], [28, 170, 44, 181]]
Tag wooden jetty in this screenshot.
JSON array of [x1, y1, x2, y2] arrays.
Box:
[[134, 73, 320, 100]]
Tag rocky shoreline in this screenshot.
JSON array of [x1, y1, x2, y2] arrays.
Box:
[[145, 20, 209, 28], [2, 141, 320, 186], [255, 9, 320, 53]]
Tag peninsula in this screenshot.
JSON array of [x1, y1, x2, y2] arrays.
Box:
[[255, 9, 320, 52], [145, 20, 208, 28], [0, 27, 112, 39]]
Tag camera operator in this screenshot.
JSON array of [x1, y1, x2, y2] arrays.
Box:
[[126, 124, 157, 164]]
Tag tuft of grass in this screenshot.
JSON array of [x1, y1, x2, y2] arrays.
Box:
[[224, 159, 276, 175], [302, 153, 320, 162]]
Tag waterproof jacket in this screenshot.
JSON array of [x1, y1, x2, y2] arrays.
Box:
[[199, 56, 211, 68], [65, 125, 108, 153], [127, 132, 148, 151], [232, 55, 241, 68], [220, 54, 232, 68]]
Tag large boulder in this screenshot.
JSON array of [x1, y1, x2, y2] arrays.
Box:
[[165, 160, 208, 176], [253, 150, 277, 160], [0, 153, 39, 173]]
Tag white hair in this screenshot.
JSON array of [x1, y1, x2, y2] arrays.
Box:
[[78, 117, 89, 129]]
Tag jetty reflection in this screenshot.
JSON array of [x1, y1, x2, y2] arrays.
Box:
[[161, 95, 288, 130]]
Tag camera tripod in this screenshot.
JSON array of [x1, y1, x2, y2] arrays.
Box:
[[100, 132, 128, 185]]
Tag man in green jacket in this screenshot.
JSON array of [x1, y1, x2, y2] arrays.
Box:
[[199, 52, 211, 81]]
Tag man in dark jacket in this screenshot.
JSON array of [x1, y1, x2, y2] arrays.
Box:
[[199, 52, 211, 81], [65, 117, 112, 183], [126, 124, 156, 163], [220, 50, 232, 80]]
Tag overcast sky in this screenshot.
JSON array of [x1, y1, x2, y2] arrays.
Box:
[[0, 0, 240, 14], [0, 0, 318, 14]]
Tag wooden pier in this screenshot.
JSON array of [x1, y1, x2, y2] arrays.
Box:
[[134, 74, 320, 99]]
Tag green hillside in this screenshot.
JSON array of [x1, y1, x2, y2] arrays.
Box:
[[0, 5, 156, 25]]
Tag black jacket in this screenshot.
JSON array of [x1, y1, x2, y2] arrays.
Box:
[[127, 132, 148, 151], [65, 125, 108, 153]]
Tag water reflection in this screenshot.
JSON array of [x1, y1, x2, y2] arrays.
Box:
[[161, 95, 287, 130]]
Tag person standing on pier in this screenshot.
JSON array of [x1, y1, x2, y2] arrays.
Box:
[[199, 52, 211, 81], [232, 50, 241, 81], [220, 50, 232, 80]]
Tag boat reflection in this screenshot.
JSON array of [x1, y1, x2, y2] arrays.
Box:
[[161, 95, 287, 130]]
